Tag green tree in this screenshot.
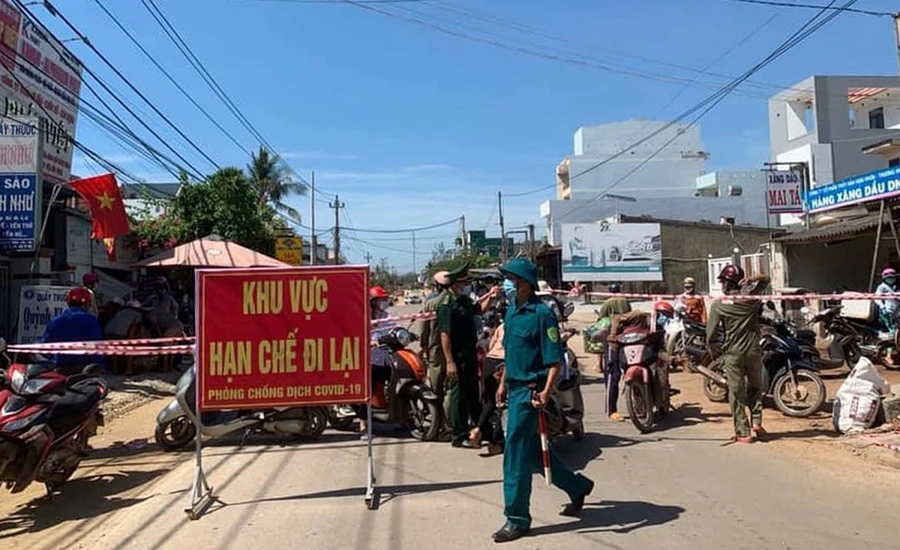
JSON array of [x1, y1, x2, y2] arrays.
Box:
[[424, 250, 496, 278], [247, 146, 307, 222]]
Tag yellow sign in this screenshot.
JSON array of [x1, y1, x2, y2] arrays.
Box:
[[275, 237, 304, 266]]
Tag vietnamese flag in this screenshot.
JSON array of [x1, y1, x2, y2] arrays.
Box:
[[69, 173, 131, 260]]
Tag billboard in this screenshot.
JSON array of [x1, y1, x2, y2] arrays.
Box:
[[0, 116, 39, 251], [806, 165, 900, 214], [765, 170, 804, 214], [0, 0, 82, 185], [561, 222, 663, 282], [196, 266, 371, 411], [16, 284, 69, 344]]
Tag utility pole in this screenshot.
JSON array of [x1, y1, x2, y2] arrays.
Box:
[[412, 231, 417, 276], [894, 12, 900, 73], [460, 215, 467, 252], [498, 191, 507, 262], [330, 194, 345, 265], [309, 171, 317, 266], [528, 224, 536, 263], [364, 251, 372, 265]]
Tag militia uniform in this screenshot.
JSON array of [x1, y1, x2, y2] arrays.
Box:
[[493, 258, 593, 543], [421, 283, 453, 427]]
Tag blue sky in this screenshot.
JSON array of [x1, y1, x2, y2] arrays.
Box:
[[46, 0, 900, 272]]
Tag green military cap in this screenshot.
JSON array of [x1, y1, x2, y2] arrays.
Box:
[[446, 262, 471, 283], [499, 257, 538, 289]]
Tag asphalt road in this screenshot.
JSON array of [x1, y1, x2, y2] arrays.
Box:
[[9, 305, 900, 550]]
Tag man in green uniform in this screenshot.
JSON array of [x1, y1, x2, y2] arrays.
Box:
[[492, 258, 594, 543], [420, 271, 453, 436], [706, 264, 770, 443]]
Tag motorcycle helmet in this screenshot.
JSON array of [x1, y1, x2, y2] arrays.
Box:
[[717, 264, 745, 285], [653, 301, 675, 316], [67, 287, 93, 307], [683, 276, 696, 289], [607, 283, 622, 294], [369, 286, 391, 312], [82, 272, 99, 286], [882, 267, 897, 279]]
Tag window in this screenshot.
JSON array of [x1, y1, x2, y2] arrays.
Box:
[[890, 158, 900, 168], [869, 107, 885, 129]]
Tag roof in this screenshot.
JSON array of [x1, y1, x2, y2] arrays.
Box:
[[617, 215, 776, 234], [775, 213, 881, 244], [120, 183, 183, 200]]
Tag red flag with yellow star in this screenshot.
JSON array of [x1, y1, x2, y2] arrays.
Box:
[[69, 173, 131, 260]]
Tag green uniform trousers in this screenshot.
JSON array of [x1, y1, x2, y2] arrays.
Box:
[[428, 363, 452, 430], [503, 384, 592, 529], [448, 358, 480, 445], [723, 351, 763, 437]]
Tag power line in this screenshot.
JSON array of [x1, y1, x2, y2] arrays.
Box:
[[722, 0, 892, 17], [554, 0, 860, 224], [339, 217, 462, 234]]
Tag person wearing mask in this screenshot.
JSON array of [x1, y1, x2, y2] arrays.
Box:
[[419, 271, 453, 437], [469, 301, 507, 456], [875, 267, 899, 331], [492, 258, 594, 543], [356, 286, 396, 439], [145, 278, 183, 372], [598, 283, 631, 422], [676, 276, 707, 324], [82, 272, 100, 317], [42, 287, 105, 376], [706, 264, 770, 443], [438, 262, 497, 448], [104, 300, 144, 375]]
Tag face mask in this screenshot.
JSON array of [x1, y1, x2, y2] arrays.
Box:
[[886, 278, 897, 287], [377, 299, 390, 312], [502, 278, 517, 306]]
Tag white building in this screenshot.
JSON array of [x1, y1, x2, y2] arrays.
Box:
[[768, 75, 900, 186], [541, 120, 771, 245]]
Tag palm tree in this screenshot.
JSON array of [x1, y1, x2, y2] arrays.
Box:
[[247, 146, 307, 221]]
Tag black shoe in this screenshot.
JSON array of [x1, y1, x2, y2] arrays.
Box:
[[560, 478, 595, 517], [492, 523, 530, 543]]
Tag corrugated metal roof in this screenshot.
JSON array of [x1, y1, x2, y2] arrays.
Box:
[[775, 214, 881, 244]]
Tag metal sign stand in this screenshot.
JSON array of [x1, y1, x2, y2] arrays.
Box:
[[186, 348, 215, 520], [365, 402, 379, 509]]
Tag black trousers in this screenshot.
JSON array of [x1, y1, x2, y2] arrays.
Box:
[[476, 357, 504, 444]]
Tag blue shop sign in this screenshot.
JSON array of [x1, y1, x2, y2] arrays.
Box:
[[0, 173, 39, 252], [806, 166, 900, 214]]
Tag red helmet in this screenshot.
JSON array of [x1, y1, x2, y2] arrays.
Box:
[[369, 286, 389, 300], [653, 301, 674, 315], [82, 273, 98, 286], [67, 287, 93, 307], [717, 264, 745, 285], [882, 267, 897, 279]]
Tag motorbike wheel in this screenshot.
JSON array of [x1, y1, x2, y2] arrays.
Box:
[[404, 395, 440, 441], [773, 369, 826, 418], [296, 407, 329, 439], [327, 407, 357, 431], [844, 343, 861, 368], [703, 377, 729, 403], [625, 383, 654, 434], [154, 417, 197, 450]]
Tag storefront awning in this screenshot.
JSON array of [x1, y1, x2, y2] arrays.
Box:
[[775, 213, 882, 244]]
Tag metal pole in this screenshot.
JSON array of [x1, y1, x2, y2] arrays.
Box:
[[412, 231, 417, 275], [498, 191, 506, 262], [330, 195, 344, 264], [528, 224, 536, 263], [869, 200, 886, 291], [894, 13, 900, 74], [27, 184, 61, 284], [310, 171, 317, 266]]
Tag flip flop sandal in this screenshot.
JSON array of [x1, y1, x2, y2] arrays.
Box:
[[731, 435, 754, 444]]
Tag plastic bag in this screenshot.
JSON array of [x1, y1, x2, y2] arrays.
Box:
[[832, 357, 890, 434]]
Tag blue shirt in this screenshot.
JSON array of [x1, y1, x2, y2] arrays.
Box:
[[42, 307, 106, 367], [502, 296, 562, 384]]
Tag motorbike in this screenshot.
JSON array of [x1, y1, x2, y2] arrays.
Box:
[[700, 316, 826, 418], [0, 340, 107, 495], [811, 306, 900, 367], [615, 323, 670, 434], [328, 326, 441, 441], [154, 361, 329, 450]]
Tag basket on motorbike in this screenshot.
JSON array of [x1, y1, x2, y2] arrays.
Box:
[[583, 316, 610, 354]]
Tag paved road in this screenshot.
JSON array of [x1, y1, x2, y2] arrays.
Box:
[[11, 304, 900, 550]]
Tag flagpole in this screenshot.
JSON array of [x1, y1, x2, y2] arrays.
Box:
[[27, 184, 62, 285]]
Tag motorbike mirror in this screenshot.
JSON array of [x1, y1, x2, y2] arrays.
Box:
[[765, 301, 776, 311], [82, 364, 103, 376], [0, 337, 6, 352], [563, 301, 576, 318]]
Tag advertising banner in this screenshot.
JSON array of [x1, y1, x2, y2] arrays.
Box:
[[275, 236, 304, 266], [196, 266, 371, 411], [0, 116, 39, 251], [16, 284, 69, 344], [561, 222, 663, 282], [806, 165, 900, 214], [765, 170, 804, 214], [0, 0, 82, 185]]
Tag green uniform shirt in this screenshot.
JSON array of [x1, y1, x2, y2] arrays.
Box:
[[502, 296, 563, 384], [706, 298, 763, 355], [598, 297, 631, 319], [436, 293, 477, 362], [420, 289, 451, 364]]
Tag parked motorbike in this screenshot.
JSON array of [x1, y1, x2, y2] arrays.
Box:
[[0, 346, 107, 494], [811, 306, 899, 367], [700, 316, 826, 417], [615, 325, 670, 434], [154, 363, 328, 450], [328, 326, 441, 441]]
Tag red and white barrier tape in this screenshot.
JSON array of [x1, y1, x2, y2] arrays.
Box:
[[859, 433, 900, 453], [372, 312, 436, 325], [8, 336, 196, 351], [554, 290, 892, 302], [7, 345, 195, 356]]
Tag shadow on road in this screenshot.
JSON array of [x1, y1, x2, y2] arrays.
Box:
[[0, 469, 171, 539], [555, 432, 640, 471], [531, 499, 685, 537]]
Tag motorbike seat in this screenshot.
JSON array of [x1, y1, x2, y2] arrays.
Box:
[[683, 319, 707, 332], [795, 329, 816, 341], [47, 381, 104, 437]]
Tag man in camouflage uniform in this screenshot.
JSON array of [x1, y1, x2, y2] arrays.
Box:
[[420, 271, 453, 437]]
